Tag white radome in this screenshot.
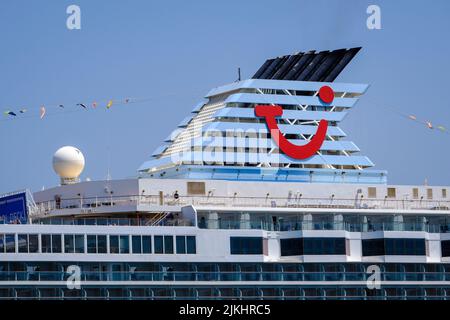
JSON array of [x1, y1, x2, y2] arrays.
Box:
[[52, 146, 85, 179]]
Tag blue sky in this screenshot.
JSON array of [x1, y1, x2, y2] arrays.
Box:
[[1, 0, 449, 194]]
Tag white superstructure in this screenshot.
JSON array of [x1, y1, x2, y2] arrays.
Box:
[[1, 47, 449, 300]]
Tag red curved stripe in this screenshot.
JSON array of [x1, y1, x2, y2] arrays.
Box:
[[255, 105, 328, 160]]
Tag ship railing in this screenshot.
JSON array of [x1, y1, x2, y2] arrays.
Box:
[[0, 270, 447, 282], [198, 219, 447, 233], [32, 194, 450, 217], [30, 217, 193, 227]]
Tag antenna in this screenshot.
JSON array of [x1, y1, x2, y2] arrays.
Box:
[[106, 146, 111, 181], [237, 67, 241, 82]]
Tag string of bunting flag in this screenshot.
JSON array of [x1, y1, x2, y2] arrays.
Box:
[[380, 104, 449, 135], [1, 95, 180, 122], [3, 96, 449, 135]]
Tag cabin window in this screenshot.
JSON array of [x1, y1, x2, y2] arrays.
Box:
[[427, 189, 433, 200], [441, 240, 450, 257], [385, 238, 425, 255], [412, 188, 419, 199], [230, 237, 263, 255], [164, 236, 174, 254], [109, 236, 119, 254], [176, 236, 186, 254], [443, 189, 447, 198], [175, 236, 196, 254], [87, 235, 97, 254], [97, 235, 107, 253], [29, 235, 39, 253], [119, 235, 129, 254], [132, 236, 142, 254], [186, 236, 196, 254], [368, 187, 377, 198], [5, 234, 15, 253], [142, 236, 152, 254], [64, 234, 84, 253], [187, 181, 206, 195], [0, 234, 5, 253], [387, 188, 396, 198], [64, 234, 75, 253], [52, 234, 62, 253], [74, 235, 84, 253], [41, 234, 61, 253], [303, 238, 346, 255], [154, 236, 164, 254], [362, 238, 425, 256], [18, 234, 28, 253], [42, 234, 52, 253], [362, 239, 385, 256], [280, 238, 303, 256]]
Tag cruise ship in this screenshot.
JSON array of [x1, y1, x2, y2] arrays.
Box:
[[1, 47, 449, 300]]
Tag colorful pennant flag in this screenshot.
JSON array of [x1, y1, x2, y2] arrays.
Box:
[[4, 111, 17, 117], [40, 106, 46, 119], [426, 121, 433, 129], [77, 103, 87, 109], [19, 109, 26, 113], [106, 100, 113, 109], [92, 102, 97, 108], [408, 115, 417, 120], [59, 104, 65, 108]]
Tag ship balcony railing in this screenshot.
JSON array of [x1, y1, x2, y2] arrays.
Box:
[[32, 194, 450, 218], [0, 271, 448, 282], [198, 219, 447, 233], [30, 217, 193, 227]]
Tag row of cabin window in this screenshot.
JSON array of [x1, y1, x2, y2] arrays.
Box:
[[232, 237, 430, 257], [230, 237, 347, 256], [0, 234, 196, 255], [368, 187, 447, 199]]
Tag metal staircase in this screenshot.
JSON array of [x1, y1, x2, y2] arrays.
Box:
[[145, 212, 170, 226]]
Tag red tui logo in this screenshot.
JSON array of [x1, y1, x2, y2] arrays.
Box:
[[255, 86, 333, 160]]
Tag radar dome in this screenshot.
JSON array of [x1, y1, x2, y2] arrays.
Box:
[[52, 146, 85, 184]]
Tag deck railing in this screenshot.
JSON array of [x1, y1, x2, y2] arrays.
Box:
[[31, 194, 450, 218], [0, 270, 447, 282]]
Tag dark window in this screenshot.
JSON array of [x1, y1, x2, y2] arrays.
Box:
[[164, 236, 174, 254], [142, 236, 152, 254], [442, 240, 450, 257], [230, 237, 263, 255], [0, 234, 4, 253], [87, 235, 97, 254], [64, 234, 75, 253], [29, 235, 39, 253], [109, 236, 119, 254], [18, 234, 28, 253], [132, 236, 142, 254], [362, 239, 385, 256], [52, 235, 62, 253], [97, 235, 107, 254], [281, 238, 303, 256], [18, 234, 39, 253], [42, 234, 52, 253], [303, 238, 346, 255], [176, 236, 186, 254], [154, 236, 163, 254], [363, 238, 426, 256], [119, 235, 129, 254], [186, 236, 196, 254], [75, 235, 84, 253], [385, 238, 425, 256], [5, 234, 15, 253]]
